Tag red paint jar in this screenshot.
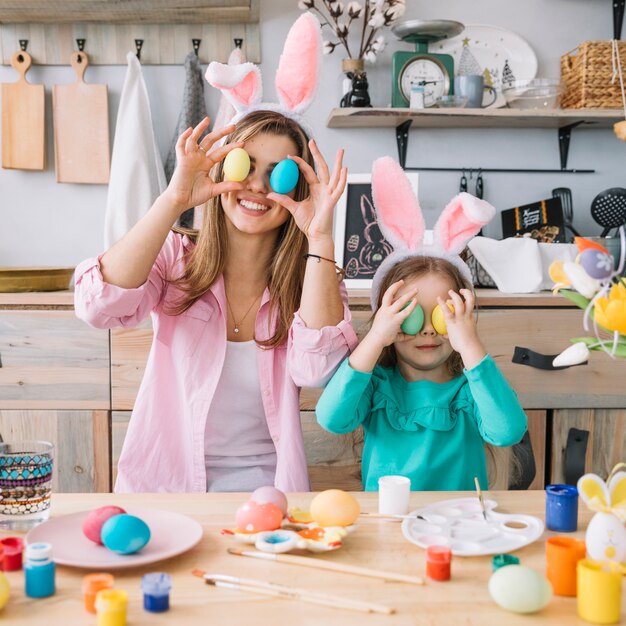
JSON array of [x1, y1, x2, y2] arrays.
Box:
[[0, 537, 23, 571], [426, 545, 452, 581]]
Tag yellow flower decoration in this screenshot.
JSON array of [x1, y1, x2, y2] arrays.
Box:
[[549, 260, 571, 293], [594, 281, 626, 335]]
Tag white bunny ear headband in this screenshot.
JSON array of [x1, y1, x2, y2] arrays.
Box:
[[205, 13, 322, 136], [370, 156, 497, 311]]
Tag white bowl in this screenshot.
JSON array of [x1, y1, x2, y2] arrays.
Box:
[[502, 79, 563, 109]]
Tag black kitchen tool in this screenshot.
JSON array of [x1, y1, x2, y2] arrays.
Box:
[[552, 187, 580, 240], [459, 170, 468, 192], [475, 170, 484, 199], [590, 187, 626, 237]]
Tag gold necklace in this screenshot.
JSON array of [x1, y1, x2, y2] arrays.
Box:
[[225, 291, 263, 334]]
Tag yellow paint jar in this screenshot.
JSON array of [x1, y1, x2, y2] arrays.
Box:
[[577, 559, 622, 624], [95, 588, 128, 626]]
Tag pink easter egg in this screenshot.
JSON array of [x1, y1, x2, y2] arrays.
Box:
[[580, 248, 614, 279], [82, 505, 127, 545], [235, 500, 283, 533], [250, 486, 288, 515]]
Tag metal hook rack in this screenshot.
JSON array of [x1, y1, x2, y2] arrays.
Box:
[[135, 38, 144, 60], [76, 38, 86, 52], [192, 38, 201, 56], [395, 119, 596, 174], [234, 38, 243, 48]]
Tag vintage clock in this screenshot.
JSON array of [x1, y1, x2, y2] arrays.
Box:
[[391, 20, 464, 108]]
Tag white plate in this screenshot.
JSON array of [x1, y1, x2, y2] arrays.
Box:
[[401, 497, 544, 556], [434, 24, 538, 108], [26, 507, 204, 569]]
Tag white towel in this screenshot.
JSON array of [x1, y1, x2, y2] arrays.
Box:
[[467, 236, 578, 293], [104, 52, 166, 249]]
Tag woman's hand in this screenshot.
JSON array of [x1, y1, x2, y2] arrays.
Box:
[[163, 117, 246, 215], [267, 139, 347, 243], [369, 280, 419, 348], [437, 289, 486, 366]]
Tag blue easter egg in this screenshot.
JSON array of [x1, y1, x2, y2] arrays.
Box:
[[101, 514, 151, 555], [401, 303, 424, 335], [580, 248, 614, 279], [270, 159, 299, 194]]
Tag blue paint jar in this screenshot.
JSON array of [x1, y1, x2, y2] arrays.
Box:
[[141, 572, 171, 612], [546, 484, 579, 532], [24, 542, 55, 598]]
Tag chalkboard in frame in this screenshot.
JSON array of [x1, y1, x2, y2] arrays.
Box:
[[333, 172, 419, 288]]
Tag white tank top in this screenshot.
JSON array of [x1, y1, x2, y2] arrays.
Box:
[[204, 340, 277, 492]]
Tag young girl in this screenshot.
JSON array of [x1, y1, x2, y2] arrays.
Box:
[[316, 157, 528, 491], [74, 14, 357, 493]]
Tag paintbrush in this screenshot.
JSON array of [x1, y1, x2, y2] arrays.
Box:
[[227, 547, 424, 585], [191, 570, 395, 614], [474, 476, 488, 522], [360, 512, 428, 521]]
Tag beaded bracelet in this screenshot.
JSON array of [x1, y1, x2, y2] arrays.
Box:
[[303, 253, 346, 280]]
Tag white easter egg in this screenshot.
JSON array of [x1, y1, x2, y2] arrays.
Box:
[[489, 565, 552, 614], [586, 512, 626, 562]]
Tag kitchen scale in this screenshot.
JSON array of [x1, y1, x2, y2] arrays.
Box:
[[391, 20, 464, 108]]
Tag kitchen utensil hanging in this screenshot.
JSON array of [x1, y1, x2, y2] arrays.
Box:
[[552, 187, 580, 240], [459, 170, 468, 192], [1, 41, 45, 170], [590, 188, 626, 237]]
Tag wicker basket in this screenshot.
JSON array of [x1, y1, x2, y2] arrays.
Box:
[[560, 40, 626, 109]]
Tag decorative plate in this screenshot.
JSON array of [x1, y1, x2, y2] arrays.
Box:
[[26, 507, 203, 569], [434, 24, 538, 108], [401, 497, 544, 557]]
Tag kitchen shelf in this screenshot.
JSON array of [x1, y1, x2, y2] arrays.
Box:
[[327, 107, 624, 173], [327, 107, 623, 129], [0, 0, 259, 24]]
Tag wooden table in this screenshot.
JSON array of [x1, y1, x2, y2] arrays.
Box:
[[0, 492, 623, 625]]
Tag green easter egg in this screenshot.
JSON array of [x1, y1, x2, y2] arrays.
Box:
[[401, 303, 424, 335]]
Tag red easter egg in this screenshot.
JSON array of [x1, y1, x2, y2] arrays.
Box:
[[235, 500, 283, 533], [82, 506, 127, 544]]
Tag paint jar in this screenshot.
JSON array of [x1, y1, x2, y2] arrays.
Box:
[[0, 536, 23, 571], [546, 536, 586, 596], [24, 542, 55, 598], [378, 475, 411, 515], [142, 572, 172, 612], [426, 545, 452, 581], [95, 588, 128, 626], [83, 573, 115, 614], [492, 553, 520, 572], [577, 559, 622, 624], [545, 484, 578, 532]]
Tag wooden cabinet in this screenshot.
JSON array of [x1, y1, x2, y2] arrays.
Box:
[[2, 289, 625, 493], [0, 410, 110, 492]]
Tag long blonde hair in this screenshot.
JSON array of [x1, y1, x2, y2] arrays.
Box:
[[169, 110, 313, 348]]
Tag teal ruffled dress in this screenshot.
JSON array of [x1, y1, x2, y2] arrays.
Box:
[[316, 354, 527, 491]]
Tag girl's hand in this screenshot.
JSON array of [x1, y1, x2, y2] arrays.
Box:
[[436, 289, 483, 356], [370, 280, 419, 348], [266, 139, 347, 243], [164, 118, 246, 215]]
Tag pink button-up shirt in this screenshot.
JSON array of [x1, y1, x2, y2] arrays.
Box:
[[74, 232, 358, 493]]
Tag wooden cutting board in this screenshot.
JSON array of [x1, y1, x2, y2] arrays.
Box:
[[53, 51, 110, 184], [1, 50, 45, 170]]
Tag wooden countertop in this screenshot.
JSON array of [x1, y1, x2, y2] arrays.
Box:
[[0, 491, 615, 625], [0, 289, 573, 309]]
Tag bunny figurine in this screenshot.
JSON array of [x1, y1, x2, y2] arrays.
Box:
[[370, 156, 496, 310], [577, 466, 626, 564]]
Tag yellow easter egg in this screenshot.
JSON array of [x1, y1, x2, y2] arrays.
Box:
[[309, 489, 360, 527], [548, 260, 569, 285], [223, 148, 250, 182], [432, 303, 454, 335], [0, 571, 9, 610]]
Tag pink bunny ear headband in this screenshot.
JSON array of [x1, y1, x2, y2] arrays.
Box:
[[370, 156, 497, 311], [205, 13, 322, 137]]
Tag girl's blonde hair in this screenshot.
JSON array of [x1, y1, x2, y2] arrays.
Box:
[[169, 110, 313, 348]]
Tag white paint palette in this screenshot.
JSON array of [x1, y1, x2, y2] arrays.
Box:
[[401, 497, 544, 557]]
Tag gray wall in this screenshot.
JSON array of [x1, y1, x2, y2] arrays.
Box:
[[1, 0, 625, 266]]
